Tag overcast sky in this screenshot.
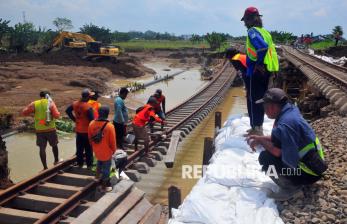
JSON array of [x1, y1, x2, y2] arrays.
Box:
[[0, 0, 346, 37]]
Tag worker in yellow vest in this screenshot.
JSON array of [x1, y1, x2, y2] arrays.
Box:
[[241, 6, 279, 135], [22, 90, 61, 170]]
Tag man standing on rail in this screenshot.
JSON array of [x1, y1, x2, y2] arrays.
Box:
[[114, 87, 129, 149], [88, 105, 115, 192], [132, 97, 165, 154], [66, 89, 94, 168], [247, 88, 327, 201], [22, 89, 61, 170], [241, 6, 279, 135]]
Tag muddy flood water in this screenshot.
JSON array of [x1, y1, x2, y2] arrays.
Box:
[[4, 60, 208, 183]]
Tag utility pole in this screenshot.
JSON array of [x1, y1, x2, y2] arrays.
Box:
[[22, 11, 26, 23]]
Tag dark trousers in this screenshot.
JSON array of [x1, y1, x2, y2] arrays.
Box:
[[258, 150, 321, 186], [242, 71, 270, 128], [113, 122, 126, 149], [76, 133, 93, 167]]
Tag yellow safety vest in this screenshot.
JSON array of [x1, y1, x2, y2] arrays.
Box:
[[298, 137, 324, 176], [34, 99, 56, 131], [246, 27, 279, 72]]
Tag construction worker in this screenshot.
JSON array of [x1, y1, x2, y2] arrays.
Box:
[[88, 105, 115, 192], [247, 88, 327, 201], [226, 49, 262, 132], [241, 6, 279, 135], [66, 89, 94, 168], [113, 87, 129, 149], [88, 91, 101, 119], [22, 90, 60, 170], [148, 89, 166, 131], [132, 97, 165, 154]]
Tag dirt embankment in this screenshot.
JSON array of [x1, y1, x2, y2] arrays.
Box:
[[315, 46, 347, 67], [0, 50, 156, 128]]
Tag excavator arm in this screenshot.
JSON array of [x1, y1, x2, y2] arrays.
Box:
[[47, 31, 96, 52]]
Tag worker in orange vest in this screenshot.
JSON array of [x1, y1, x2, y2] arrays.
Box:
[[88, 91, 101, 119], [132, 97, 165, 154], [66, 89, 94, 168]]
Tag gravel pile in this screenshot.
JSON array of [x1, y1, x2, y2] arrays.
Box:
[[279, 115, 347, 224]]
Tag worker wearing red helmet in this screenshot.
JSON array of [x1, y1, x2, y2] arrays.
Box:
[[241, 6, 279, 135]]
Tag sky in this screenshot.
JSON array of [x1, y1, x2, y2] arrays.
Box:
[[0, 0, 346, 37]]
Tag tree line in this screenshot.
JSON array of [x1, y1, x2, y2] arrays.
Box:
[[0, 16, 344, 53]]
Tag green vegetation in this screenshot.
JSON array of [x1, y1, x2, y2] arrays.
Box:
[[310, 40, 336, 50], [270, 31, 296, 44], [55, 119, 74, 133], [116, 39, 209, 51], [53, 17, 73, 32]]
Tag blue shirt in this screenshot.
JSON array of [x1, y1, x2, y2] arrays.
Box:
[[271, 103, 316, 168], [246, 27, 268, 76], [113, 96, 128, 124]]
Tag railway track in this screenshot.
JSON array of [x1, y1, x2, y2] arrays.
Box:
[[0, 61, 236, 224], [282, 46, 347, 116]]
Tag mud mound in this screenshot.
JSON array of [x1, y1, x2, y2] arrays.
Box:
[[323, 46, 347, 58], [168, 52, 201, 59], [0, 50, 155, 78]]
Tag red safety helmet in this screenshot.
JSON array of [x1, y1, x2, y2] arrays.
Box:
[[241, 7, 262, 21]]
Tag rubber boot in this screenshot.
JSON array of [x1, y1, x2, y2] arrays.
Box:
[[268, 176, 303, 201]]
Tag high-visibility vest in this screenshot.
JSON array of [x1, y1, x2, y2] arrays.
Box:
[[298, 137, 325, 176], [231, 53, 247, 68], [246, 27, 279, 72], [34, 99, 56, 131]]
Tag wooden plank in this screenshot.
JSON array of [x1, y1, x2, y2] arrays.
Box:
[[32, 182, 82, 199], [101, 188, 145, 224], [202, 137, 214, 176], [118, 198, 152, 224], [164, 131, 181, 168], [71, 180, 134, 224], [139, 204, 162, 224], [10, 193, 65, 212], [0, 207, 44, 224]]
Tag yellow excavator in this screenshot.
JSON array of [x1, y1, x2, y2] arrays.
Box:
[[47, 31, 121, 61]]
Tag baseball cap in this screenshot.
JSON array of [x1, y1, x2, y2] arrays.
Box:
[[241, 7, 262, 21], [81, 89, 91, 99], [256, 88, 288, 104]]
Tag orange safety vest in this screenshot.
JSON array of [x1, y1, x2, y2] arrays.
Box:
[[88, 100, 100, 119], [231, 53, 247, 68], [72, 101, 92, 133], [133, 104, 162, 127]]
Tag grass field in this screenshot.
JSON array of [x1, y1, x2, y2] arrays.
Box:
[[310, 40, 336, 50], [115, 40, 209, 51]]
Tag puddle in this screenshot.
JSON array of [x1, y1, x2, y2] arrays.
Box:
[[5, 132, 76, 182]]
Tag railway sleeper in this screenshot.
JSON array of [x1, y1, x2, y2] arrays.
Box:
[[140, 157, 157, 167], [7, 193, 65, 213], [50, 172, 95, 187], [0, 207, 44, 224], [132, 162, 150, 174], [124, 170, 141, 182], [149, 151, 164, 161], [153, 146, 167, 155], [30, 182, 83, 199]]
